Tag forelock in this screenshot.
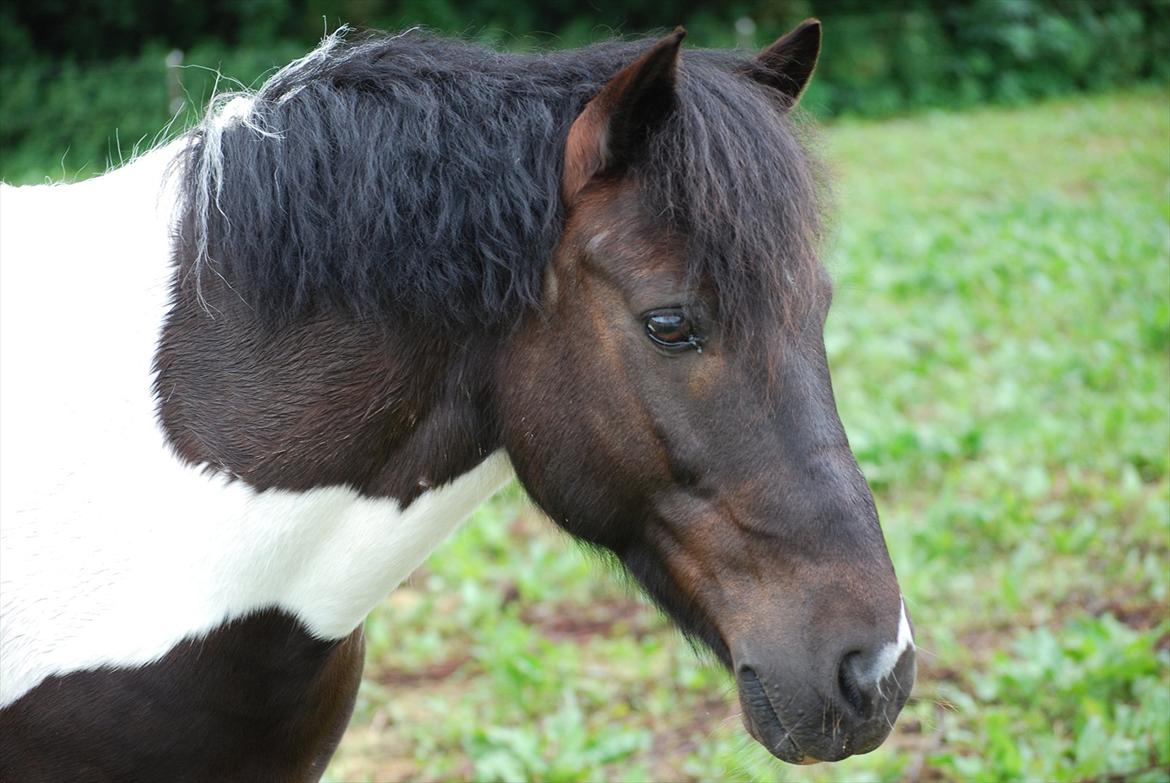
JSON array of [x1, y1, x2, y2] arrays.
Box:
[[640, 50, 827, 348]]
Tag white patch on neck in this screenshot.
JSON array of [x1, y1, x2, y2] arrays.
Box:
[[857, 597, 915, 685], [0, 148, 514, 708]]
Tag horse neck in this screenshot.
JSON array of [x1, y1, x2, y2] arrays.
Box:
[[156, 287, 506, 502]]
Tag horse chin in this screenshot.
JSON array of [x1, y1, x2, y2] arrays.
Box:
[[737, 668, 810, 764], [736, 665, 861, 765], [739, 706, 808, 764], [739, 710, 833, 765]]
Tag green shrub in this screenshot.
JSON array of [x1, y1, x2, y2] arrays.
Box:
[[2, 1, 1168, 181]]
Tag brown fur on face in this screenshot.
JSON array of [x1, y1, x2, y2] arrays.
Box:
[[500, 23, 912, 764], [502, 160, 909, 766]]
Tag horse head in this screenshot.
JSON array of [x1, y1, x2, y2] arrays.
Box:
[[500, 22, 914, 763]]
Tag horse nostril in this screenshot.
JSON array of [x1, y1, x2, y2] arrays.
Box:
[[837, 652, 873, 717]]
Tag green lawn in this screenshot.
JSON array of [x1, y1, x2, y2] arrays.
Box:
[[322, 90, 1170, 782]]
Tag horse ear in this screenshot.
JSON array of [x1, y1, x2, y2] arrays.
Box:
[[562, 28, 685, 203], [749, 18, 821, 109]]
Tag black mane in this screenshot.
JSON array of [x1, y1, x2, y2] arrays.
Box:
[[176, 29, 824, 333]]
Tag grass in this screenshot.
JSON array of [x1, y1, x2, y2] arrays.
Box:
[[322, 89, 1170, 782]]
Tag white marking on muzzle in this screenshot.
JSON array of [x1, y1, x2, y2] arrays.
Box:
[[859, 597, 914, 685]]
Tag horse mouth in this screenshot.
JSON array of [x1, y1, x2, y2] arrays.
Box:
[[737, 667, 817, 764]]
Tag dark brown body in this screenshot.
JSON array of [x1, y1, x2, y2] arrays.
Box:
[[0, 611, 363, 783]]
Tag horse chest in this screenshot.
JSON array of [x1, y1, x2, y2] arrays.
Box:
[[5, 452, 511, 688], [0, 455, 510, 781]]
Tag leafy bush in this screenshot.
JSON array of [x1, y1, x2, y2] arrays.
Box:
[[0, 41, 309, 182], [797, 0, 1169, 115], [2, 1, 1168, 182]]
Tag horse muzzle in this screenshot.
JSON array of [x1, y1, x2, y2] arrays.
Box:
[[734, 639, 916, 764]]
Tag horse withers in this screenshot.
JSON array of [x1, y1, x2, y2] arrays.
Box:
[[0, 20, 914, 779]]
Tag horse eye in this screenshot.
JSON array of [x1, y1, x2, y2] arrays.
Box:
[[644, 309, 700, 351]]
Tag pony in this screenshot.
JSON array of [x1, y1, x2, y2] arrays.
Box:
[[0, 20, 915, 779]]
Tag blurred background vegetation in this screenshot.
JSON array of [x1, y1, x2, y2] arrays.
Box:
[[2, 0, 1169, 181], [2, 2, 1167, 781]]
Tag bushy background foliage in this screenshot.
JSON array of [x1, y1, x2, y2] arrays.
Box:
[[2, 0, 1168, 181]]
